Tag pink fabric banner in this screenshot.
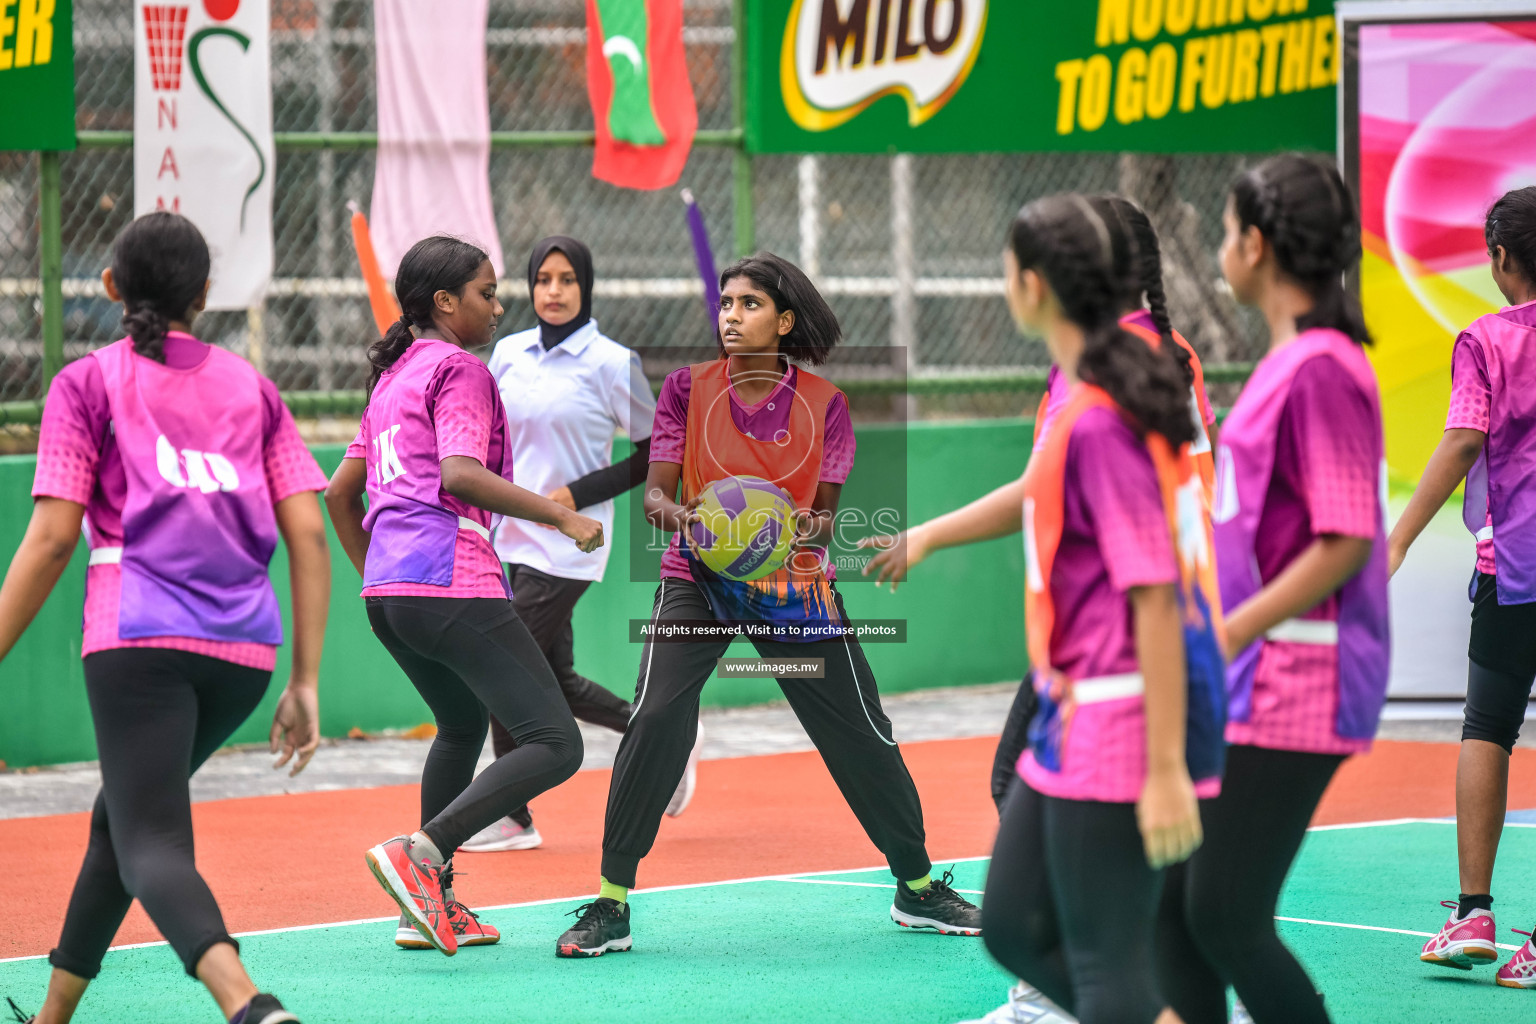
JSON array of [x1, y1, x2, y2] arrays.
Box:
[[370, 0, 503, 277]]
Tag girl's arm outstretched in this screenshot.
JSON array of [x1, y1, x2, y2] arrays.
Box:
[[1387, 427, 1485, 577], [0, 498, 83, 663], [856, 475, 1025, 591]]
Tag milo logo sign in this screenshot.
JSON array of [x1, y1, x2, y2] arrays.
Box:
[[780, 0, 988, 131]]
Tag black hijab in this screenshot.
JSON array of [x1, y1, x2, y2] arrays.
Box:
[[527, 235, 594, 350]]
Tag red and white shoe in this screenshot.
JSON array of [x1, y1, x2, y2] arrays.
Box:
[[1497, 929, 1536, 989], [366, 835, 456, 955], [395, 902, 500, 949], [1420, 901, 1498, 969]]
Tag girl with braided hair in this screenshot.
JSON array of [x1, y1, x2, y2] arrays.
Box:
[[973, 193, 1225, 1024], [1154, 154, 1390, 1024], [1388, 186, 1536, 988], [326, 236, 603, 957]]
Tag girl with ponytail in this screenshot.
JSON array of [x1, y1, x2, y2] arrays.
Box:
[[325, 236, 603, 957], [962, 193, 1224, 1023], [1154, 154, 1390, 1024], [1388, 186, 1536, 987], [1, 211, 331, 1023]]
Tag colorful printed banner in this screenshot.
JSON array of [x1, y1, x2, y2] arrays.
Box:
[[371, 0, 503, 276], [1350, 17, 1536, 481], [0, 0, 75, 151], [134, 0, 274, 309], [747, 0, 1338, 154]]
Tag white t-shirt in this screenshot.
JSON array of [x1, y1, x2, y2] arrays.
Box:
[[487, 320, 656, 581]]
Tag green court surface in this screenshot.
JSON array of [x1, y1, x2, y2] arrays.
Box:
[[3, 825, 1534, 1023]]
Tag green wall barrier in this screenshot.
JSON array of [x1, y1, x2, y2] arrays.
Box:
[[0, 419, 1031, 768]]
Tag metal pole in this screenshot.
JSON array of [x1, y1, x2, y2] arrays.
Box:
[[798, 155, 820, 279], [39, 149, 64, 390], [731, 0, 754, 257], [891, 154, 916, 420]]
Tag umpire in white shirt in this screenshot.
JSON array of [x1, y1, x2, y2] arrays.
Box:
[[461, 235, 685, 853]]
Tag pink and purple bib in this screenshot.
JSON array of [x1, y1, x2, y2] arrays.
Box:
[[89, 337, 282, 645]]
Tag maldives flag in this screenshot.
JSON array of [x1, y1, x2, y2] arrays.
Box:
[[585, 0, 697, 190]]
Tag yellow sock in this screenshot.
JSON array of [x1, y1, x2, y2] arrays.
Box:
[[906, 874, 932, 893], [599, 877, 629, 903]]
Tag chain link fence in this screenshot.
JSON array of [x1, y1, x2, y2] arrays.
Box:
[[0, 0, 1269, 424]]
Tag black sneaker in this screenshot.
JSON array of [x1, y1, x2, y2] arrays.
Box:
[[890, 869, 982, 935], [233, 994, 299, 1024], [556, 897, 633, 958]]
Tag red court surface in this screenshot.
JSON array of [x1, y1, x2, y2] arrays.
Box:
[[5, 736, 1534, 961]]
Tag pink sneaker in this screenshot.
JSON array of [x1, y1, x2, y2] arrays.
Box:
[[1420, 900, 1498, 969], [1496, 929, 1536, 989]]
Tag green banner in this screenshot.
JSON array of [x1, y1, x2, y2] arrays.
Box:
[[0, 0, 74, 151], [745, 0, 1337, 154]]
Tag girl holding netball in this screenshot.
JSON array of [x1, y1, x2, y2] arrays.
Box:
[[975, 194, 1224, 1024], [325, 236, 603, 957], [462, 234, 695, 857], [553, 252, 980, 958], [1389, 186, 1536, 988], [0, 212, 330, 1024], [1154, 154, 1391, 1024]]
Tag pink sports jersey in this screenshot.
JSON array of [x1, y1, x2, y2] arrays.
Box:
[[31, 332, 328, 670], [1017, 405, 1216, 803], [1222, 356, 1381, 756], [648, 364, 855, 582], [1446, 334, 1495, 574], [347, 348, 508, 599]]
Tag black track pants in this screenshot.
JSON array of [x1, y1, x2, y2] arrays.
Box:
[[51, 649, 270, 979], [366, 596, 583, 855], [598, 578, 930, 889]]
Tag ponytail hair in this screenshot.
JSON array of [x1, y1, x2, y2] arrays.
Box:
[[108, 211, 211, 364], [1230, 153, 1371, 345], [1009, 194, 1196, 448], [1486, 186, 1536, 289], [1089, 193, 1194, 390], [366, 236, 489, 398], [719, 252, 841, 365]]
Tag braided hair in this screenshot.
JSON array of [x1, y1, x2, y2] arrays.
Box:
[[1010, 194, 1197, 447], [109, 212, 211, 363], [1090, 194, 1194, 390], [1486, 186, 1536, 290], [365, 236, 489, 399], [1230, 153, 1371, 345]]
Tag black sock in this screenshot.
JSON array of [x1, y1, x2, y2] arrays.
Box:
[[1458, 893, 1493, 916]]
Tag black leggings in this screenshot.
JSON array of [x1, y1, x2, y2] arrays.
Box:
[[51, 649, 271, 979], [489, 564, 634, 827], [600, 578, 930, 889], [1155, 744, 1344, 1024], [366, 596, 583, 855], [982, 782, 1164, 1024]]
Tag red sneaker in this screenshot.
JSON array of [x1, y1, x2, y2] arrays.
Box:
[[1497, 929, 1536, 989], [366, 835, 456, 955], [395, 902, 500, 949], [1420, 900, 1497, 969]]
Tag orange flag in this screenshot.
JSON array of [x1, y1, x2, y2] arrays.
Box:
[[349, 201, 401, 336]]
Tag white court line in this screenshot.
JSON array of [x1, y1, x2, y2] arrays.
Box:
[[0, 856, 991, 965], [772, 878, 985, 896], [1275, 916, 1523, 952], [1308, 817, 1536, 832]]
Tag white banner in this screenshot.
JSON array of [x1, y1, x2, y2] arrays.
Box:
[[134, 1, 273, 310]]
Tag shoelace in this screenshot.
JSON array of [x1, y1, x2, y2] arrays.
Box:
[[922, 869, 969, 906], [448, 900, 484, 934], [6, 996, 33, 1023], [1513, 928, 1534, 945], [568, 900, 620, 927]]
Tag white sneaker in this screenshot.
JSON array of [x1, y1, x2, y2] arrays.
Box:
[[457, 817, 542, 853], [955, 982, 1076, 1024], [665, 722, 704, 817]]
